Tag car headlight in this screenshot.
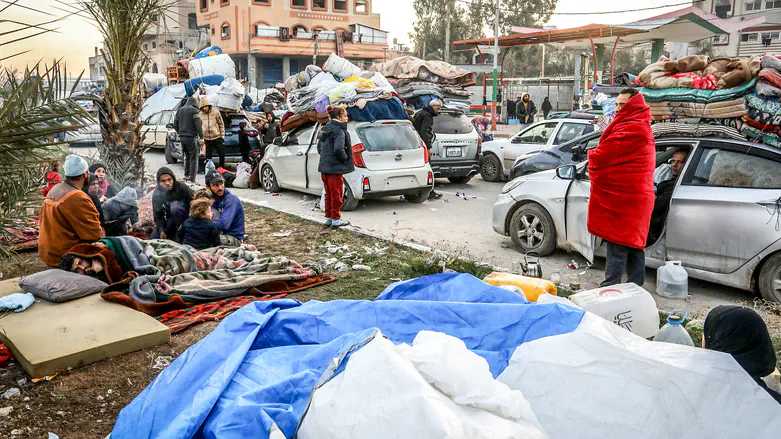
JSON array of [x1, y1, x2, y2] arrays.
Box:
[[501, 179, 524, 194]]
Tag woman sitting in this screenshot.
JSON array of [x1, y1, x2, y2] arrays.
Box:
[[89, 163, 118, 200]]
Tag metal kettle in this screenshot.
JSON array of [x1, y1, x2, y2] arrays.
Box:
[[521, 252, 543, 278]]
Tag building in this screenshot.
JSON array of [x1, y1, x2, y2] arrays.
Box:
[[195, 0, 389, 87], [698, 0, 780, 56], [142, 1, 209, 74], [88, 47, 107, 87]]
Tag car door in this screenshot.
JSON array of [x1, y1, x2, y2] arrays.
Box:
[[504, 122, 559, 170], [155, 111, 175, 146], [306, 123, 326, 194], [667, 140, 781, 273], [142, 112, 161, 146], [277, 126, 316, 191], [564, 163, 595, 263]]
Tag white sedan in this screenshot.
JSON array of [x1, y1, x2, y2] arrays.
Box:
[[259, 119, 434, 210]]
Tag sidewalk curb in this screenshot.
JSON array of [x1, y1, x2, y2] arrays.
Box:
[[239, 197, 434, 254]]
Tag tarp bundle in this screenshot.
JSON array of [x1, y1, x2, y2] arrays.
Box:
[[111, 272, 781, 439]]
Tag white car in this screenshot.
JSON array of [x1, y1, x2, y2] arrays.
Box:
[[259, 119, 434, 210], [479, 118, 597, 182], [141, 109, 176, 150]]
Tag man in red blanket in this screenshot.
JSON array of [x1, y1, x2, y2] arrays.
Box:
[[588, 88, 655, 286]]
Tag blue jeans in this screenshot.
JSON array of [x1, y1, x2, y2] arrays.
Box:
[[152, 203, 188, 241]]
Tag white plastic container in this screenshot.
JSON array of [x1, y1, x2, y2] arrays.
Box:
[[188, 54, 236, 80], [569, 283, 660, 338], [656, 261, 689, 300], [653, 309, 694, 346]]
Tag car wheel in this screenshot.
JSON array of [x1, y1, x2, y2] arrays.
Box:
[[480, 154, 503, 182], [447, 176, 472, 184], [261, 165, 281, 192], [165, 140, 178, 164], [509, 203, 557, 256], [758, 252, 781, 302], [341, 183, 360, 211], [404, 188, 432, 204]]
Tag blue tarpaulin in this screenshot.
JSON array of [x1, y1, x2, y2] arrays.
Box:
[[111, 273, 584, 439]]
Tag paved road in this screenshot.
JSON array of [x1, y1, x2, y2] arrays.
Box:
[[133, 148, 755, 311]]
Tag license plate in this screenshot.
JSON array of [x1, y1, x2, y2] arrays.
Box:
[[446, 147, 462, 157]]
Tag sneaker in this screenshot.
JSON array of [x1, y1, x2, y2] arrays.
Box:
[[330, 219, 350, 228], [324, 218, 333, 227]]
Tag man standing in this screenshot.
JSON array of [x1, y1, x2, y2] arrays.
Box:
[[205, 170, 245, 246], [173, 97, 203, 182], [199, 97, 226, 169], [413, 99, 443, 200], [516, 93, 537, 124], [587, 88, 655, 286], [541, 97, 553, 120], [39, 155, 103, 267], [152, 167, 193, 240]]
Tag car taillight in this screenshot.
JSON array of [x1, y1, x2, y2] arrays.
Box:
[[363, 177, 371, 192], [420, 140, 429, 163], [247, 129, 259, 137], [353, 143, 367, 168], [477, 137, 483, 155], [427, 171, 434, 186]]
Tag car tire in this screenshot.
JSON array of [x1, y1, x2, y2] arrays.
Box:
[[758, 252, 781, 302], [404, 188, 432, 204], [261, 165, 281, 192], [509, 203, 557, 256], [447, 176, 472, 184], [165, 140, 178, 164], [341, 183, 360, 211], [480, 154, 503, 182]]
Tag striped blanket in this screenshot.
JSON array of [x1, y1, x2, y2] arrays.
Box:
[[648, 98, 747, 120], [641, 78, 756, 104]]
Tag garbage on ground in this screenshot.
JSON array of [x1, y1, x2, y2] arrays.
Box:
[[569, 283, 660, 338], [333, 262, 349, 272], [0, 406, 12, 417], [352, 264, 372, 271], [2, 387, 20, 399], [653, 309, 695, 346], [152, 356, 173, 370], [271, 231, 292, 238], [483, 272, 556, 302]]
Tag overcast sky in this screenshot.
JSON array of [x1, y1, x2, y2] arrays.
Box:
[[1, 0, 689, 73]]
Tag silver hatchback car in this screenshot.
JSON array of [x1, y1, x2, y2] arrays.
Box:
[[492, 137, 781, 302]]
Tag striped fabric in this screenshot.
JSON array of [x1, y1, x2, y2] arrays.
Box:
[[651, 122, 746, 141]]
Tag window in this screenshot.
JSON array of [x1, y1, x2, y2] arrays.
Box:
[[745, 0, 762, 10], [292, 25, 308, 37], [160, 112, 175, 126], [714, 0, 732, 17], [683, 148, 781, 188], [433, 113, 473, 134], [188, 13, 198, 29], [151, 41, 157, 49], [357, 125, 421, 151], [200, 0, 208, 11], [255, 23, 277, 37], [766, 0, 781, 8], [313, 0, 327, 9], [355, 0, 368, 13], [762, 32, 780, 40], [515, 122, 558, 145], [220, 0, 229, 5], [713, 34, 729, 45], [221, 23, 230, 39], [291, 0, 306, 8], [145, 112, 162, 126], [333, 0, 347, 12], [741, 33, 758, 42], [253, 0, 271, 4], [211, 26, 215, 35], [554, 123, 593, 144]]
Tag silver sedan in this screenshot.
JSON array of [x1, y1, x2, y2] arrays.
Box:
[[492, 137, 781, 302]]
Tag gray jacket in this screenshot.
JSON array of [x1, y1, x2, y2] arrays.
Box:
[[173, 97, 203, 138], [317, 120, 355, 175]]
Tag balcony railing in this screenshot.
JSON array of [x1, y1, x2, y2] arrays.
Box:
[[253, 25, 387, 45]]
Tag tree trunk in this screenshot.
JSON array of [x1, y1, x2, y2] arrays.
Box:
[[99, 76, 148, 189]]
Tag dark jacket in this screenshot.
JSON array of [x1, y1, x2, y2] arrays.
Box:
[[262, 120, 281, 145], [317, 120, 354, 175], [176, 217, 221, 250], [238, 128, 250, 153], [412, 106, 436, 149], [517, 97, 537, 124], [541, 99, 553, 114], [212, 189, 245, 240], [173, 97, 203, 139], [82, 179, 105, 225], [152, 167, 193, 232]]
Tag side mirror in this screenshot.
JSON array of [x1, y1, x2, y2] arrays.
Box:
[[273, 137, 283, 146], [511, 137, 522, 144], [556, 165, 577, 180], [165, 123, 174, 129]]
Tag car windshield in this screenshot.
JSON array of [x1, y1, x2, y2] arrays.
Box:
[[433, 113, 473, 134], [357, 124, 421, 151]]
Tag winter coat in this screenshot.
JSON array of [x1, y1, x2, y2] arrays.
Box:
[[587, 93, 655, 249], [238, 128, 250, 153], [176, 217, 221, 250], [212, 189, 245, 240], [262, 121, 281, 145], [199, 97, 225, 141], [317, 119, 355, 175], [412, 106, 436, 149], [541, 99, 553, 114], [517, 97, 537, 124], [39, 182, 103, 267], [174, 97, 203, 138], [102, 187, 139, 225], [152, 167, 193, 232]]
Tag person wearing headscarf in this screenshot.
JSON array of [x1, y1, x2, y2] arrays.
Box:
[[102, 187, 139, 236], [83, 173, 105, 225], [89, 163, 118, 200], [704, 305, 781, 404], [261, 112, 281, 148]]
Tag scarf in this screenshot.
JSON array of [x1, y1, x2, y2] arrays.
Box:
[[704, 305, 777, 378]]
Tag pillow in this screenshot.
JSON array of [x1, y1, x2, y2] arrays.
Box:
[[19, 269, 108, 303]]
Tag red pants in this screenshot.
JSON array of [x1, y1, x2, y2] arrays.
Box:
[[322, 173, 344, 220]]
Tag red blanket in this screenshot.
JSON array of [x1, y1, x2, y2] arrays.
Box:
[[587, 93, 656, 249]]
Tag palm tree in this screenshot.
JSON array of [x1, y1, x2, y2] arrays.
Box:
[[79, 0, 180, 188], [0, 61, 93, 255]]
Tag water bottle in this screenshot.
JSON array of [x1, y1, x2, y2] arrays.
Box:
[[205, 159, 216, 174], [656, 261, 689, 299], [653, 309, 694, 346]]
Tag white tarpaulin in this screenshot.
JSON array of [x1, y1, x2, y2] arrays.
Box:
[[497, 313, 781, 439], [140, 84, 186, 121]]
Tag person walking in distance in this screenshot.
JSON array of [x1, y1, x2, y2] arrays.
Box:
[[199, 97, 226, 169], [318, 107, 354, 228], [541, 97, 553, 120], [587, 88, 655, 286], [173, 97, 203, 182], [412, 99, 443, 200]]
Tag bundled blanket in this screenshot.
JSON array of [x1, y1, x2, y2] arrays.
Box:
[[371, 56, 476, 86], [641, 78, 756, 104], [648, 98, 747, 120], [741, 124, 781, 148], [757, 56, 781, 98], [639, 56, 760, 90], [746, 92, 781, 114], [346, 97, 408, 122], [651, 122, 746, 141], [743, 116, 781, 134], [747, 107, 781, 127]]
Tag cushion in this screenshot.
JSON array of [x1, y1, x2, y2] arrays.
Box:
[[19, 269, 108, 303]]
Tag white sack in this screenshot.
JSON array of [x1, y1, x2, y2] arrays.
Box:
[[219, 78, 245, 97], [233, 162, 252, 188], [498, 313, 781, 439], [140, 84, 186, 121], [187, 54, 236, 79], [298, 331, 547, 439], [323, 53, 361, 79], [371, 72, 395, 93]]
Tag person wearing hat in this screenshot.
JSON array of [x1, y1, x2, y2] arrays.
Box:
[[152, 167, 193, 241], [199, 97, 226, 170], [38, 154, 104, 267], [412, 99, 443, 200], [88, 162, 118, 200], [205, 170, 244, 246]]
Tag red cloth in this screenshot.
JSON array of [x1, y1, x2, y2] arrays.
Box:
[[156, 294, 287, 334], [587, 93, 656, 250], [322, 173, 344, 220], [0, 343, 13, 367], [41, 171, 61, 197]]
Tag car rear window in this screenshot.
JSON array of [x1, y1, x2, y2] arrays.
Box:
[[225, 116, 253, 129], [433, 113, 473, 134], [357, 124, 421, 151]]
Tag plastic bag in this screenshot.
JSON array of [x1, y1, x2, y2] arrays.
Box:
[[233, 162, 252, 188], [205, 159, 216, 175], [344, 75, 376, 91], [323, 53, 361, 79], [371, 72, 395, 92]]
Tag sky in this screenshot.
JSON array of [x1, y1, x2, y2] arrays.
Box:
[[1, 0, 691, 74]]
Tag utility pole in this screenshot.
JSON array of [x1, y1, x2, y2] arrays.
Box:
[[540, 44, 545, 78], [444, 0, 453, 62], [422, 41, 427, 59], [491, 0, 499, 130], [313, 33, 318, 66]]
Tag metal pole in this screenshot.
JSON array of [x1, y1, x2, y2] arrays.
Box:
[[540, 44, 545, 78], [491, 0, 499, 130], [444, 0, 452, 62], [422, 41, 426, 59], [313, 34, 318, 66]]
